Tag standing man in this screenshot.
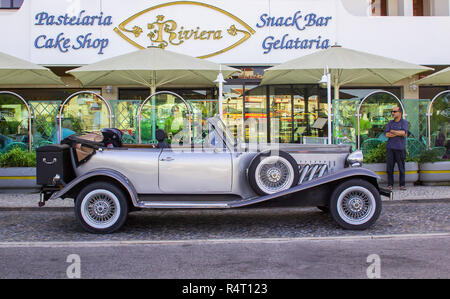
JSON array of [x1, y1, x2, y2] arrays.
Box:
[[385, 106, 408, 190]]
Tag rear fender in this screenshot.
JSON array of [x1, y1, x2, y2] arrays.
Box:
[[48, 168, 139, 206]]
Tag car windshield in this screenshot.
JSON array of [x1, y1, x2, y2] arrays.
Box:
[[208, 116, 237, 147]]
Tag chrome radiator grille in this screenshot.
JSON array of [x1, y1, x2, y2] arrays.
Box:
[[298, 163, 329, 184]]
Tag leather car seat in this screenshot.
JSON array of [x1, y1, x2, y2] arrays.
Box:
[[155, 129, 170, 148]]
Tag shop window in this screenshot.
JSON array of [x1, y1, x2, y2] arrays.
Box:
[[0, 0, 23, 9], [357, 92, 403, 153], [189, 98, 218, 144], [270, 86, 292, 143], [222, 84, 244, 142], [138, 92, 190, 145], [110, 99, 142, 144], [0, 92, 30, 152], [428, 91, 450, 159], [245, 85, 267, 143], [292, 86, 324, 144], [60, 92, 111, 139]]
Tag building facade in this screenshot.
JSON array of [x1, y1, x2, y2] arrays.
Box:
[[0, 0, 449, 148]]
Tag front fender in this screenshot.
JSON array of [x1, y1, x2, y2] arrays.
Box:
[[49, 168, 139, 206], [231, 167, 382, 208]]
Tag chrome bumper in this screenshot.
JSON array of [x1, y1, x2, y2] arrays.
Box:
[[379, 187, 393, 200]]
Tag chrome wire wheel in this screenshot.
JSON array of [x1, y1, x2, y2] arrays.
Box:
[[80, 189, 121, 230], [337, 186, 376, 226], [255, 156, 295, 194]]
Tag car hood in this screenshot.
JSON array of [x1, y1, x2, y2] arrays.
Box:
[[239, 143, 352, 154]]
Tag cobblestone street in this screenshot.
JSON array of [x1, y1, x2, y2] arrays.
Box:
[[0, 199, 448, 243]]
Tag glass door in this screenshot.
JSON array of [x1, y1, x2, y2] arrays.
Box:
[[270, 86, 292, 143], [245, 85, 267, 143], [223, 85, 244, 142]]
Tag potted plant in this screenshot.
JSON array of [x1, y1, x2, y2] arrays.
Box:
[[418, 149, 450, 186], [362, 142, 419, 185], [0, 147, 37, 189]]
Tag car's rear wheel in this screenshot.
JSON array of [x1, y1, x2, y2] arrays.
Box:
[[75, 182, 129, 234], [330, 179, 381, 230], [248, 151, 299, 195]]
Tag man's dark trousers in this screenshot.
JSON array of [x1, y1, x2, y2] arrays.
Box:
[[386, 148, 406, 187]]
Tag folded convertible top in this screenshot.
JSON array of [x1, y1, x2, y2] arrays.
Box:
[[61, 133, 104, 165]]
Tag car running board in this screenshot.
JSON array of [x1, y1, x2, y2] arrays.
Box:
[[136, 201, 230, 209]]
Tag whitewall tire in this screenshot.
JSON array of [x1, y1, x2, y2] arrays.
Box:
[[330, 179, 382, 230], [248, 151, 299, 195], [75, 182, 129, 234]]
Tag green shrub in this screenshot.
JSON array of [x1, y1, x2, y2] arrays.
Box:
[[0, 147, 36, 168], [363, 142, 387, 164], [363, 142, 423, 163], [418, 149, 443, 164]]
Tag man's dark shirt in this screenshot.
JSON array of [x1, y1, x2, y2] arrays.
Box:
[[385, 119, 408, 150]]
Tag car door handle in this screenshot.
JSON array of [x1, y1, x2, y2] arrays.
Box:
[[160, 157, 174, 162]]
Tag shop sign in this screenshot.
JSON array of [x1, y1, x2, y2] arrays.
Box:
[[113, 1, 255, 59], [114, 1, 332, 58], [256, 11, 332, 54], [33, 10, 113, 55], [26, 0, 336, 63]]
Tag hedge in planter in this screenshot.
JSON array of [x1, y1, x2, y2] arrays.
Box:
[[0, 147, 37, 189], [363, 142, 419, 185], [418, 150, 450, 186], [0, 147, 36, 168]]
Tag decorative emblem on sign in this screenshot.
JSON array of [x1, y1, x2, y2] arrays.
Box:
[[114, 1, 255, 58]]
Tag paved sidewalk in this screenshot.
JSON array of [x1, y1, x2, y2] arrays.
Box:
[[0, 185, 448, 208]]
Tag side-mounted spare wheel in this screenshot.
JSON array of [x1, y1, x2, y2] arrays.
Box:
[[75, 181, 129, 234], [330, 179, 382, 230], [248, 150, 300, 195]]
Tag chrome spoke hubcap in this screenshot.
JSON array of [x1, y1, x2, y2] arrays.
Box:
[[256, 157, 294, 194], [337, 186, 375, 225], [88, 195, 116, 223], [81, 189, 121, 229]]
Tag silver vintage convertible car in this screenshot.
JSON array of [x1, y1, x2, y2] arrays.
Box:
[[36, 114, 390, 234]]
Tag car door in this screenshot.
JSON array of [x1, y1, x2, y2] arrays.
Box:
[[158, 147, 232, 193]]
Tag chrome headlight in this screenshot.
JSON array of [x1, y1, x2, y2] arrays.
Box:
[[347, 150, 363, 167]]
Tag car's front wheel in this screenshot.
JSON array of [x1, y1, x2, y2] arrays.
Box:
[[329, 179, 381, 230], [75, 182, 129, 234]]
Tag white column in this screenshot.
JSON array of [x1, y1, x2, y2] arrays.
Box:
[[387, 0, 399, 15], [432, 0, 450, 16]]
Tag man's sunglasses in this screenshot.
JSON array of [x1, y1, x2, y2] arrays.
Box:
[[391, 110, 400, 113]]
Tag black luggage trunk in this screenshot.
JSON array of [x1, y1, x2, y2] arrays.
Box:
[[36, 144, 75, 186]]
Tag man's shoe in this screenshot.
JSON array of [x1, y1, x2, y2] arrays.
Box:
[[400, 186, 406, 190]]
